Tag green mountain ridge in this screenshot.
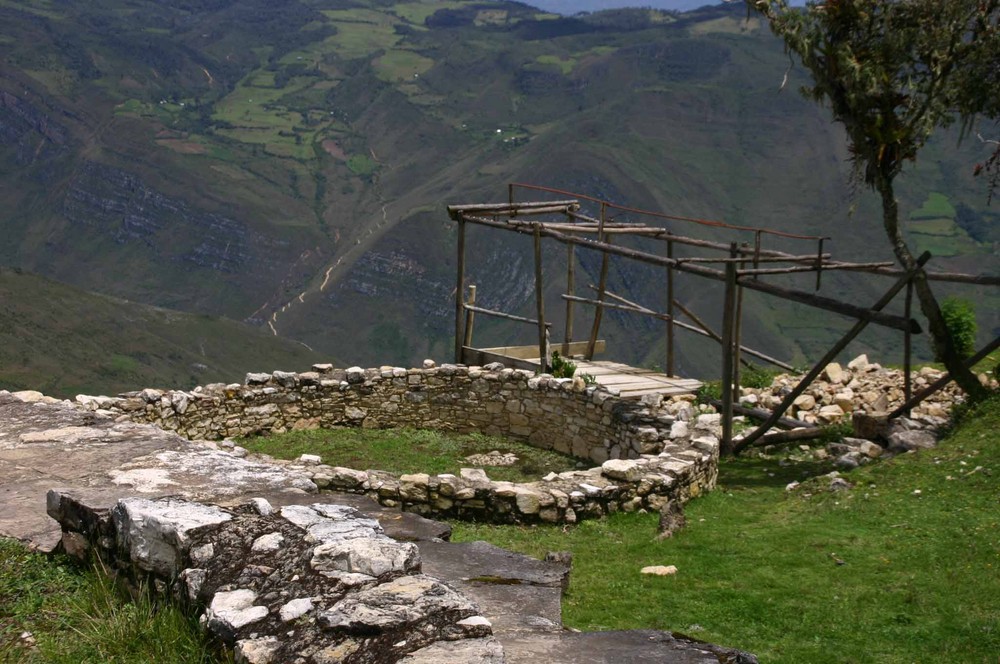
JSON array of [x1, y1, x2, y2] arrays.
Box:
[[0, 268, 328, 398], [1, 0, 997, 386]]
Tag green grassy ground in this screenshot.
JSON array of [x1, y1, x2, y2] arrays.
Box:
[[239, 427, 580, 482], [0, 540, 225, 663], [453, 395, 1000, 663]]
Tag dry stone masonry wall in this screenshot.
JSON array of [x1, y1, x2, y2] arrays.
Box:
[[76, 362, 721, 526], [48, 491, 505, 663]]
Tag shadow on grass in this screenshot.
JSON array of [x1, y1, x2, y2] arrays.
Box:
[[716, 455, 836, 491]]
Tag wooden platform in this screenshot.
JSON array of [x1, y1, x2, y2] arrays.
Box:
[[573, 360, 702, 399], [461, 343, 701, 400]]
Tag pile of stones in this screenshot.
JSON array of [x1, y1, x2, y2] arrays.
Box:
[[738, 354, 990, 426], [739, 354, 997, 469]]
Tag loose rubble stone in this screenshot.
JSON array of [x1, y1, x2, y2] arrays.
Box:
[[207, 589, 269, 636], [640, 565, 678, 576], [250, 532, 284, 552], [235, 636, 280, 664], [279, 597, 314, 622], [888, 430, 937, 452]]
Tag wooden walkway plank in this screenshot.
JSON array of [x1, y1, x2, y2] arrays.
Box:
[[468, 345, 703, 401]]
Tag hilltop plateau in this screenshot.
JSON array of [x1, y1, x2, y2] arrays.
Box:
[[1, 0, 997, 391]]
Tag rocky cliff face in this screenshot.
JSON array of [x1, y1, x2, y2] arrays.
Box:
[[0, 90, 68, 173], [62, 160, 284, 275]]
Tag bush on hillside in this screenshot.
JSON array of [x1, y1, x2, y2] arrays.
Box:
[[934, 298, 977, 362]]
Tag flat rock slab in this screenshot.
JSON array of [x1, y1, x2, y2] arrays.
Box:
[[446, 581, 563, 636], [502, 630, 758, 663], [419, 540, 570, 588], [265, 491, 452, 542], [418, 540, 568, 638], [0, 397, 315, 551]]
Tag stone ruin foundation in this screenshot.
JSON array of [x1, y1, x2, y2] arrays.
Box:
[[2, 362, 763, 662], [78, 362, 722, 526]]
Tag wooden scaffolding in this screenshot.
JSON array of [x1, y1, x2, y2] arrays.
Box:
[[448, 183, 1000, 454]]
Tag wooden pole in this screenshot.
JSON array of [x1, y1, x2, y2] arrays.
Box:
[[534, 223, 548, 371], [564, 242, 575, 354], [463, 305, 551, 327], [463, 284, 477, 349], [562, 294, 670, 320], [671, 299, 755, 369], [751, 427, 829, 447], [586, 203, 609, 360], [710, 400, 816, 431], [733, 251, 932, 455], [667, 236, 675, 376], [733, 243, 746, 390], [720, 245, 739, 455], [455, 217, 466, 363], [903, 280, 913, 417]]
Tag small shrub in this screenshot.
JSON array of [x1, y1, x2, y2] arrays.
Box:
[[580, 372, 597, 386], [697, 380, 722, 403], [550, 351, 576, 378], [740, 363, 778, 389], [934, 297, 977, 362]]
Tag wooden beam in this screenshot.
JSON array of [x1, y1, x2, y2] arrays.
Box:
[[750, 427, 829, 447], [460, 214, 920, 332], [463, 284, 477, 350], [708, 399, 817, 431], [667, 237, 675, 377], [720, 249, 738, 454], [461, 347, 538, 371], [737, 277, 920, 333], [474, 340, 604, 360], [455, 217, 466, 363], [534, 224, 548, 371], [888, 335, 1000, 419], [447, 200, 579, 218], [561, 294, 671, 321], [564, 242, 575, 355], [463, 305, 551, 328], [671, 298, 794, 372], [586, 205, 610, 360]]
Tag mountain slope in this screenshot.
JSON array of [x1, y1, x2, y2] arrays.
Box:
[[1, 1, 996, 380], [0, 268, 328, 398]]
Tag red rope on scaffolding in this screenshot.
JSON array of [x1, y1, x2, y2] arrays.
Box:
[[509, 182, 828, 242]]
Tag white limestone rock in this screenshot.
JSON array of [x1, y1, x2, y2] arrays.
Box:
[[250, 532, 285, 553], [279, 597, 314, 622], [320, 575, 476, 632], [235, 636, 280, 664], [640, 565, 678, 576], [207, 589, 269, 634], [111, 498, 232, 577], [601, 459, 643, 482], [310, 538, 420, 578], [823, 362, 845, 384]]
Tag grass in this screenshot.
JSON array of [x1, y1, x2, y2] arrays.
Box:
[[373, 50, 435, 83], [452, 395, 1000, 663], [911, 192, 957, 220], [0, 539, 225, 663], [239, 427, 580, 482], [391, 1, 467, 26]]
